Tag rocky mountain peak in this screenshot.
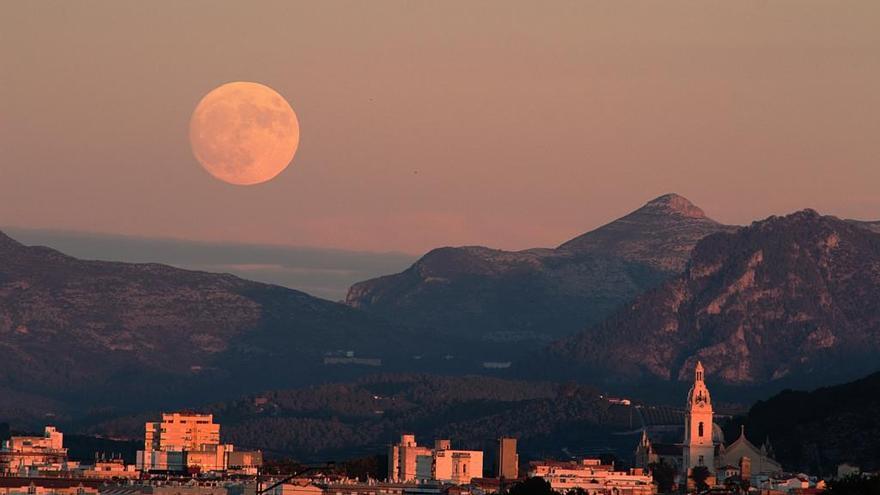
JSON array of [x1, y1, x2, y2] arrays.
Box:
[[345, 195, 736, 348], [641, 193, 707, 219], [556, 193, 732, 271], [549, 208, 880, 387]]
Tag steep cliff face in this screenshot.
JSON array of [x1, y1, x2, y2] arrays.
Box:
[[550, 210, 880, 386], [345, 194, 734, 348], [0, 231, 412, 412]]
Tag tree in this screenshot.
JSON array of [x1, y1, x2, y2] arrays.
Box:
[[509, 477, 558, 495], [722, 475, 750, 495], [599, 453, 618, 467], [649, 460, 677, 493], [826, 475, 880, 495], [261, 457, 305, 475], [690, 466, 711, 492], [338, 454, 386, 481]]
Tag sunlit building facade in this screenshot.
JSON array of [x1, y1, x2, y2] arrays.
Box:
[[136, 412, 259, 474], [388, 435, 483, 485], [387, 434, 432, 483], [496, 437, 518, 480], [0, 426, 69, 475], [145, 412, 221, 452], [529, 459, 655, 495]]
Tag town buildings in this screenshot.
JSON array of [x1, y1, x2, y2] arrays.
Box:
[[136, 412, 260, 474], [0, 426, 71, 475], [79, 458, 139, 479], [387, 436, 483, 485], [1, 379, 850, 495], [387, 435, 433, 483], [635, 361, 783, 487], [528, 459, 655, 495], [430, 447, 482, 485], [144, 412, 220, 452], [0, 478, 101, 495]]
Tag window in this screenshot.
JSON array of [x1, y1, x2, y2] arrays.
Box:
[[698, 422, 704, 437], [698, 455, 704, 466]]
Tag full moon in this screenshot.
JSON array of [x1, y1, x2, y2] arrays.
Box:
[[189, 82, 300, 185]]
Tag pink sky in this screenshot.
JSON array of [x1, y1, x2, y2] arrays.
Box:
[[2, 1, 878, 254]]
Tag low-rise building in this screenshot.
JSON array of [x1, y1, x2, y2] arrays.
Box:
[[432, 447, 482, 485], [754, 474, 825, 494], [78, 458, 140, 479], [263, 481, 322, 495], [529, 459, 655, 495], [227, 451, 263, 476], [256, 476, 447, 495], [0, 477, 100, 495], [137, 450, 188, 473], [0, 426, 70, 475], [388, 436, 483, 485]]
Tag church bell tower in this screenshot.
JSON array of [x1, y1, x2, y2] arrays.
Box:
[[683, 361, 715, 476]]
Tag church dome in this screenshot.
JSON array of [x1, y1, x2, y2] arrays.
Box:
[[712, 423, 725, 444]]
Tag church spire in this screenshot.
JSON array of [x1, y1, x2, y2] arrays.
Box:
[[687, 361, 711, 409], [763, 436, 775, 458], [683, 360, 715, 476]]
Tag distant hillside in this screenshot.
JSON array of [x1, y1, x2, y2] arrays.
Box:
[[345, 194, 734, 358], [547, 210, 880, 388], [77, 374, 636, 463], [1, 228, 416, 301], [0, 231, 429, 421], [732, 371, 880, 474]]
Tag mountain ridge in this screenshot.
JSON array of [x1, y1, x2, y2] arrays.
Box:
[[0, 230, 427, 420], [547, 209, 880, 387], [557, 193, 734, 271], [344, 194, 736, 355]]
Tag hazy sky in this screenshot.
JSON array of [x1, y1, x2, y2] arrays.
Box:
[[2, 1, 878, 254]]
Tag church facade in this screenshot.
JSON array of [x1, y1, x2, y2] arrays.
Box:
[[634, 361, 782, 484]]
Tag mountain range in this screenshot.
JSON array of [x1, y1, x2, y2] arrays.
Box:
[[547, 209, 880, 388], [0, 231, 428, 421], [346, 194, 735, 357], [0, 228, 415, 301], [3, 193, 879, 428]]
